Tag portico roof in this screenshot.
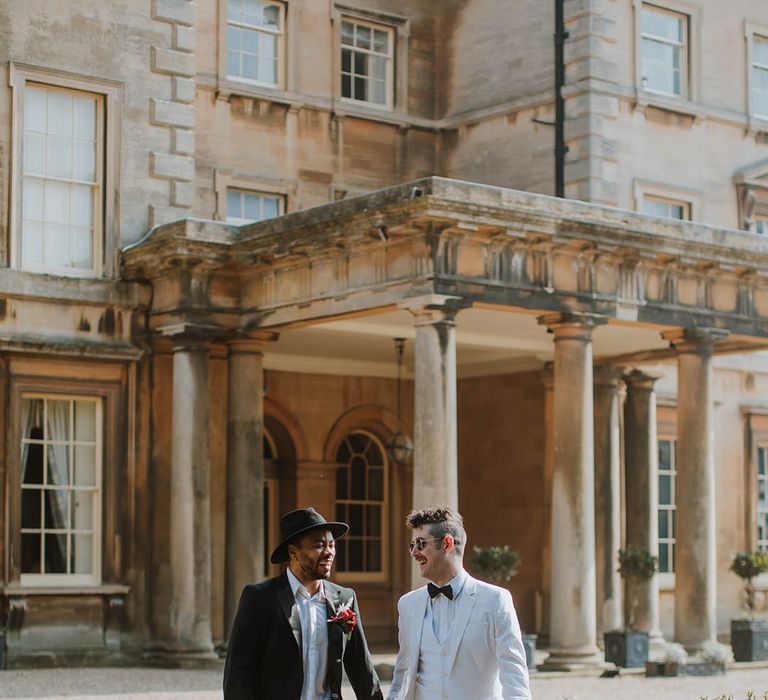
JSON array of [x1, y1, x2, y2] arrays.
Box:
[[122, 177, 768, 360]]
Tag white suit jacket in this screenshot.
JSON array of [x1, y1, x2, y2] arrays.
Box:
[[387, 575, 531, 700]]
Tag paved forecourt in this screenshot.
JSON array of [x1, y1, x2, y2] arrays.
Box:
[[2, 667, 768, 699]]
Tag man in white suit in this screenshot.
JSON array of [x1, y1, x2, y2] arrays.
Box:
[[387, 507, 531, 700]]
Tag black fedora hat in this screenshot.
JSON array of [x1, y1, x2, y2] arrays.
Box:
[[270, 508, 349, 564]]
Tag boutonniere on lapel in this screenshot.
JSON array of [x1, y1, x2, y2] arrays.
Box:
[[328, 599, 357, 640]]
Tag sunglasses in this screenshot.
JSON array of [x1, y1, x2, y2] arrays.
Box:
[[408, 536, 445, 552]]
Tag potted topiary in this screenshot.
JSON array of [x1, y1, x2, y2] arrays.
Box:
[[730, 551, 768, 662], [604, 544, 658, 668], [645, 641, 688, 677], [470, 546, 536, 668]]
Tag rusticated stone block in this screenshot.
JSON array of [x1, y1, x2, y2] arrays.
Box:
[[150, 98, 194, 128], [152, 46, 195, 77]]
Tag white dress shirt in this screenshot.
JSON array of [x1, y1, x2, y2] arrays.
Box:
[[288, 569, 331, 700], [426, 568, 467, 643]]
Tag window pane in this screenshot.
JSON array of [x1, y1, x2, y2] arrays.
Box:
[[354, 76, 367, 101], [341, 21, 354, 46], [44, 223, 70, 268], [25, 87, 47, 131], [228, 50, 240, 77], [45, 180, 70, 224], [350, 456, 366, 499], [47, 134, 73, 179], [366, 504, 381, 537], [23, 178, 44, 219], [21, 220, 42, 268], [73, 139, 96, 182], [347, 433, 368, 454], [243, 193, 261, 220], [348, 539, 363, 571], [342, 48, 351, 73], [658, 542, 669, 573], [659, 474, 672, 505], [227, 190, 242, 219], [658, 510, 668, 539], [22, 533, 42, 574], [24, 132, 45, 175], [72, 534, 93, 574], [356, 25, 371, 50], [336, 439, 351, 464], [73, 95, 96, 139], [373, 29, 388, 53], [259, 57, 277, 85], [70, 185, 93, 227], [336, 465, 348, 499], [759, 447, 766, 475], [348, 503, 363, 534], [371, 79, 386, 105], [22, 441, 44, 485], [262, 195, 279, 219], [341, 74, 352, 98], [47, 91, 72, 136], [242, 27, 259, 53], [369, 467, 384, 501], [243, 54, 259, 80], [263, 4, 280, 27], [21, 488, 42, 529], [658, 440, 671, 469], [354, 52, 368, 76], [74, 445, 97, 486], [366, 539, 381, 571], [72, 491, 93, 530], [44, 489, 69, 530]]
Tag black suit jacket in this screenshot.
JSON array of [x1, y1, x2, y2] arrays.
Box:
[[223, 571, 383, 700]]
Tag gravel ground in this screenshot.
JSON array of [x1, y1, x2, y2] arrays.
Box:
[[0, 667, 767, 699]]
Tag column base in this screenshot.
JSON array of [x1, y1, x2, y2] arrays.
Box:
[[539, 647, 607, 672], [648, 630, 668, 661], [143, 646, 221, 669]]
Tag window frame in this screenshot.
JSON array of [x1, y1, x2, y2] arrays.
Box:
[[633, 0, 699, 106], [225, 188, 285, 225], [213, 169, 294, 222], [634, 180, 699, 222], [657, 435, 677, 583], [6, 368, 125, 591], [746, 22, 768, 130], [332, 5, 409, 115], [8, 63, 122, 278], [338, 17, 395, 111], [756, 216, 768, 235], [333, 429, 389, 584], [18, 393, 103, 587], [222, 0, 287, 90]]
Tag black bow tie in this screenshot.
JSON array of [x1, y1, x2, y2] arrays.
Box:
[[428, 583, 454, 600]]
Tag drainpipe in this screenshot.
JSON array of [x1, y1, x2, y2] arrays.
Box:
[[554, 0, 569, 197]]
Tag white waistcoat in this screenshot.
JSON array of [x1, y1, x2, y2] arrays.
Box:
[[415, 612, 451, 700]]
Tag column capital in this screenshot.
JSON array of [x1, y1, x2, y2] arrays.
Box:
[[593, 364, 626, 389], [623, 367, 662, 391], [225, 330, 280, 355], [662, 327, 729, 355], [157, 322, 219, 352], [398, 294, 469, 326], [538, 311, 608, 340]]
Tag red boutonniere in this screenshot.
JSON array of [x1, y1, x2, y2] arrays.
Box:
[[328, 599, 357, 640]]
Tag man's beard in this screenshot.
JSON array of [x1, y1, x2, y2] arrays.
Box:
[[301, 556, 333, 580]]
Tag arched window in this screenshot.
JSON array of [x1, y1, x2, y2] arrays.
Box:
[[335, 431, 387, 575]]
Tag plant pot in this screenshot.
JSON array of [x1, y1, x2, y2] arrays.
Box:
[[604, 630, 649, 668], [522, 634, 537, 670], [680, 661, 725, 676], [645, 661, 678, 677], [731, 618, 768, 662]]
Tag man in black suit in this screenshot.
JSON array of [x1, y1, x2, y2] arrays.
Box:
[[224, 507, 383, 700]]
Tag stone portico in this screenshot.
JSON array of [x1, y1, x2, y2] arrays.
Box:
[[119, 177, 768, 664]]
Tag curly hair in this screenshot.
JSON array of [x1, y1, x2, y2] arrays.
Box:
[[406, 506, 466, 556]]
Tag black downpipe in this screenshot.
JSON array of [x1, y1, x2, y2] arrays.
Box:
[[554, 0, 569, 197]]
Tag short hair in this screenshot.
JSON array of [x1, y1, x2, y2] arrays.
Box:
[[406, 506, 466, 557]]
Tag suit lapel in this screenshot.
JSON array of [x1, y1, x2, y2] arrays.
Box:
[[274, 571, 302, 651], [445, 575, 477, 670]]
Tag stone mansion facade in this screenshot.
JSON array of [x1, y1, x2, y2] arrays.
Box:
[[0, 0, 768, 670]]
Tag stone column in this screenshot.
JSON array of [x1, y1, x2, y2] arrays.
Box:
[[623, 369, 663, 648], [399, 295, 462, 510], [539, 312, 606, 670], [663, 328, 728, 650], [224, 333, 276, 639], [593, 366, 624, 638], [400, 295, 462, 589], [168, 332, 215, 656]]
